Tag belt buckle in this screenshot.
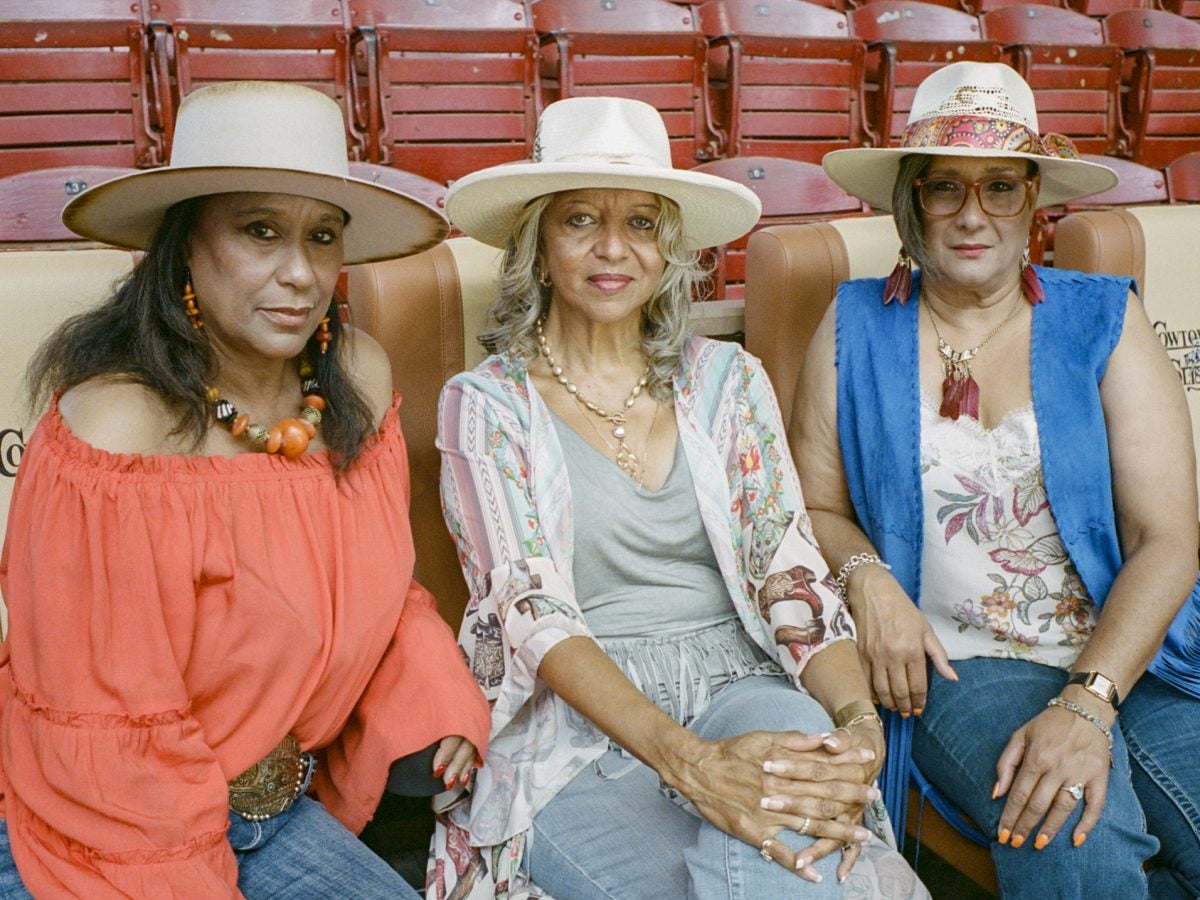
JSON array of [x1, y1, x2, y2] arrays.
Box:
[[228, 735, 314, 822]]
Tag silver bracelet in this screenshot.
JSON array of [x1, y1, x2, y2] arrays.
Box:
[[1046, 697, 1114, 758], [834, 553, 891, 601]]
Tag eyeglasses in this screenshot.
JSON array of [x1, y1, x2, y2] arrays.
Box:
[[913, 176, 1036, 218]]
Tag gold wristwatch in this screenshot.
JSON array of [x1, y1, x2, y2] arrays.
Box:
[[1067, 671, 1120, 709]]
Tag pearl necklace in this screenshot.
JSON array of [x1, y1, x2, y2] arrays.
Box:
[[535, 320, 652, 486]]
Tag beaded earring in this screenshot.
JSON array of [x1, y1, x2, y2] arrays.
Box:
[[882, 248, 913, 306], [182, 271, 203, 329], [315, 316, 333, 354], [1020, 242, 1044, 305]]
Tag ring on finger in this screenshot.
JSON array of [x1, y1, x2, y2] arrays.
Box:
[[760, 837, 780, 863], [797, 816, 811, 837], [1060, 782, 1085, 802]]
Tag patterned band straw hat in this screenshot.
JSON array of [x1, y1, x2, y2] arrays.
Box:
[[62, 81, 447, 264], [445, 96, 762, 251], [822, 62, 1117, 210]]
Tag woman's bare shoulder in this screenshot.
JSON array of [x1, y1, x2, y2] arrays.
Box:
[[58, 377, 188, 455], [339, 326, 395, 421]]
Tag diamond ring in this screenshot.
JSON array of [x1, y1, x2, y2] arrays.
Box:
[[1061, 783, 1085, 801]]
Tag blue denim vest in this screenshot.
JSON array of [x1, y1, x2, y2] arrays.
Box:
[[835, 266, 1200, 827]]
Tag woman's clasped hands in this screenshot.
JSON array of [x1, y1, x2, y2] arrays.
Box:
[[672, 724, 882, 884]]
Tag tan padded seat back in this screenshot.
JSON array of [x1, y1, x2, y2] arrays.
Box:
[[1056, 205, 1200, 517], [0, 248, 137, 632], [345, 237, 503, 629], [744, 216, 901, 429]]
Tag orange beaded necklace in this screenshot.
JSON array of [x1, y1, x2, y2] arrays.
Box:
[[207, 361, 326, 458]]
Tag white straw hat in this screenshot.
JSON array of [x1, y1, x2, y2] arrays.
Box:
[[445, 97, 762, 250], [62, 81, 447, 264], [823, 62, 1117, 210]]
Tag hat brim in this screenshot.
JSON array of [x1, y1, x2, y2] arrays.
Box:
[[62, 166, 448, 264], [445, 162, 763, 250], [822, 146, 1118, 211]]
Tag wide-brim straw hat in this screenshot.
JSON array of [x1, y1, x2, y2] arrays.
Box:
[[823, 63, 1118, 211], [446, 97, 762, 251], [62, 81, 447, 264]]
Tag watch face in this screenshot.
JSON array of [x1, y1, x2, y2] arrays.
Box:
[[1081, 672, 1117, 704]]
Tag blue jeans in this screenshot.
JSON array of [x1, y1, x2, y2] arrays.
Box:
[[912, 657, 1200, 899], [526, 674, 924, 900], [0, 794, 416, 899]]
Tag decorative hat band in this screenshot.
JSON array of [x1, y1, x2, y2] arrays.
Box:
[[901, 115, 1082, 161]]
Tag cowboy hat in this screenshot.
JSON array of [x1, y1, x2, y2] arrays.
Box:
[[445, 97, 762, 250], [62, 81, 447, 264], [823, 62, 1117, 210]]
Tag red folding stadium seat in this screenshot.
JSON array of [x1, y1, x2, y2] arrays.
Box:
[[848, 2, 1004, 145], [532, 0, 721, 167], [981, 5, 1131, 156], [691, 155, 869, 299], [1166, 149, 1200, 199], [1160, 0, 1200, 23], [0, 165, 137, 244], [962, 0, 1056, 16], [147, 1, 362, 159], [346, 161, 448, 214], [348, 0, 537, 184], [698, 0, 876, 162], [1105, 9, 1200, 167], [0, 1, 164, 177]]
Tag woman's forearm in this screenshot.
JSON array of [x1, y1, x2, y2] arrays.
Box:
[[537, 635, 703, 785], [1071, 533, 1196, 699], [798, 638, 874, 720]]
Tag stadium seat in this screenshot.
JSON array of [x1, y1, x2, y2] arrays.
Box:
[[0, 0, 164, 176], [1105, 8, 1200, 167], [349, 0, 538, 184], [981, 5, 1130, 156], [1165, 149, 1200, 199], [691, 155, 868, 299], [0, 165, 137, 245], [698, 0, 876, 162], [848, 2, 1005, 146], [532, 0, 721, 166], [1063, 0, 1146, 19], [148, 1, 363, 160]]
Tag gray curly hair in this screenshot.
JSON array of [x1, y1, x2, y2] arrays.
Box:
[[477, 191, 708, 402]]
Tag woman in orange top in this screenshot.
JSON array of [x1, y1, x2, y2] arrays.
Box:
[[0, 81, 489, 898]]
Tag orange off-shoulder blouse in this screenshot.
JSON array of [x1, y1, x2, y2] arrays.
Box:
[[0, 395, 490, 898]]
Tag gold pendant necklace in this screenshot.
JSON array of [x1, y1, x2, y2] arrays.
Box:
[[924, 293, 1023, 421], [536, 319, 652, 486]]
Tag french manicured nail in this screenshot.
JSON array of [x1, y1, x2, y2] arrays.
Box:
[[1011, 834, 1026, 849], [998, 828, 1011, 845], [1074, 832, 1088, 847], [798, 863, 823, 883], [867, 786, 881, 800], [763, 761, 785, 774], [822, 735, 838, 749], [854, 827, 872, 842], [760, 797, 784, 811], [1034, 834, 1049, 850], [991, 782, 1000, 800]]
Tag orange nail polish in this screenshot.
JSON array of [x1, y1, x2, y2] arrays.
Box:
[[1034, 835, 1049, 850], [433, 763, 448, 778], [900, 711, 910, 719], [1011, 834, 1026, 849], [1074, 833, 1087, 848], [991, 782, 1000, 800], [998, 828, 1011, 845], [913, 707, 924, 716]]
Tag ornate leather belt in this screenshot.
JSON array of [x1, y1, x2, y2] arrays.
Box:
[[228, 735, 315, 822]]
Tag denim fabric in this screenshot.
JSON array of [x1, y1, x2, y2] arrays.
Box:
[[910, 657, 1200, 900], [0, 794, 416, 899], [525, 675, 843, 899], [1119, 672, 1200, 899]]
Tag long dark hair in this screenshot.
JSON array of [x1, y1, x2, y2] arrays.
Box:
[[27, 196, 376, 472]]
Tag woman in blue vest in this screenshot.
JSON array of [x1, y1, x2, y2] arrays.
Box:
[[793, 62, 1200, 897]]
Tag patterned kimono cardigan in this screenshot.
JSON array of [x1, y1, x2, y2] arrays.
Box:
[[429, 336, 856, 899]]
